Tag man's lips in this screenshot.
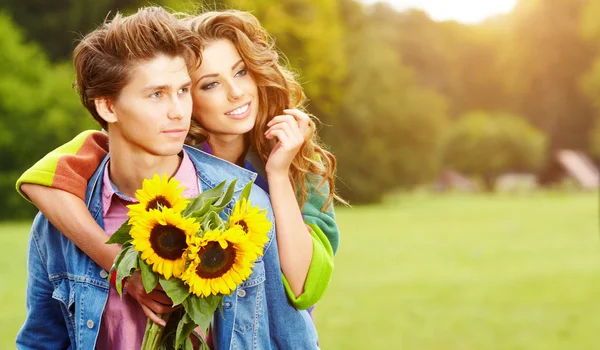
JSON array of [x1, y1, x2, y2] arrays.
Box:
[[162, 129, 187, 137]]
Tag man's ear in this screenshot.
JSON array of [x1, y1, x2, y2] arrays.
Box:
[[95, 98, 118, 124]]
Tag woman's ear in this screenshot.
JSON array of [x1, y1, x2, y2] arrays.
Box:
[[95, 98, 118, 124]]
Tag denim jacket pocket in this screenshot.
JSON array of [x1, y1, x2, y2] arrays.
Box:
[[51, 279, 76, 330], [233, 259, 266, 336]]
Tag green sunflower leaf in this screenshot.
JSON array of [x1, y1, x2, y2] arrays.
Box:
[[187, 199, 215, 221], [138, 257, 159, 293], [183, 181, 226, 216], [106, 221, 132, 245], [115, 244, 139, 296], [201, 211, 223, 231], [183, 294, 222, 333], [239, 179, 254, 202], [175, 312, 198, 349], [159, 276, 190, 306], [113, 241, 132, 267], [183, 337, 194, 350], [212, 179, 237, 211]]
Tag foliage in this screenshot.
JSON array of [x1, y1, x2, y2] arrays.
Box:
[[0, 0, 598, 212], [0, 13, 95, 219], [1, 0, 144, 61], [442, 111, 548, 190], [329, 1, 448, 203]]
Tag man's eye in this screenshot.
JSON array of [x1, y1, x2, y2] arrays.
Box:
[[178, 87, 189, 94], [150, 91, 162, 98]]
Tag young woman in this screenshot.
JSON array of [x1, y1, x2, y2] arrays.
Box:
[[18, 9, 341, 333]]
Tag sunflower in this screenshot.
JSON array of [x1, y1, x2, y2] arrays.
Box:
[[181, 228, 256, 297], [127, 174, 189, 223], [227, 198, 271, 255], [130, 208, 200, 279]]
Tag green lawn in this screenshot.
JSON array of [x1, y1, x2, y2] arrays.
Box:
[[2, 192, 598, 349]]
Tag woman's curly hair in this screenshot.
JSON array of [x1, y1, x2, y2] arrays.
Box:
[[185, 10, 342, 209]]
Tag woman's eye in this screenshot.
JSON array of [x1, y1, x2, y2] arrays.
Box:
[[201, 82, 218, 90], [235, 68, 248, 77]]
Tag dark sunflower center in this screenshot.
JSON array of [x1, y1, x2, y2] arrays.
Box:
[[149, 224, 187, 260], [146, 196, 172, 211], [236, 220, 249, 233], [195, 242, 236, 279]]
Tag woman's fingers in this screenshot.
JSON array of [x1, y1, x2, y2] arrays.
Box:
[[284, 109, 312, 136], [265, 122, 302, 147], [267, 114, 297, 128]]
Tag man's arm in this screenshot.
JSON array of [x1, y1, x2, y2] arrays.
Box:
[[16, 226, 71, 349], [21, 185, 176, 326]]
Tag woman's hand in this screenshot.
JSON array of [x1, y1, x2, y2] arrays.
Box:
[[124, 271, 175, 326], [264, 109, 311, 177]]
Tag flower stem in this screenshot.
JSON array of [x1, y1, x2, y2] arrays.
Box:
[[140, 313, 171, 350]]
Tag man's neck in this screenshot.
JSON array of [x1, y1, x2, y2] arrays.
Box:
[[107, 140, 183, 198]]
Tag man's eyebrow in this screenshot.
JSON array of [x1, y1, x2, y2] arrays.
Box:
[[142, 79, 192, 93], [179, 79, 192, 87], [142, 85, 169, 93]]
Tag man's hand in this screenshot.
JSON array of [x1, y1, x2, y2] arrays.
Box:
[[124, 271, 175, 326]]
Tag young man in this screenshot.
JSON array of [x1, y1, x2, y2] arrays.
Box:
[[16, 7, 319, 349]]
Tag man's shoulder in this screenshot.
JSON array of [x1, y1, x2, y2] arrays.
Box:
[[29, 211, 70, 252], [183, 146, 257, 193]]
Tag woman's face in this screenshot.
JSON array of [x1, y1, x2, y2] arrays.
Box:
[[190, 39, 259, 142]]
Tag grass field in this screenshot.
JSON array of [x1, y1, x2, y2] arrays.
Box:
[[1, 192, 598, 349]]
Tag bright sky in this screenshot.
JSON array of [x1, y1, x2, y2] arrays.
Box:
[[361, 0, 519, 24]]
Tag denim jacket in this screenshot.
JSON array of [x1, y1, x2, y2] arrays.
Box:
[[16, 145, 319, 349]]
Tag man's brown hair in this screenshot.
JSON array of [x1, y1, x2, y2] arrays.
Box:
[[73, 6, 202, 129]]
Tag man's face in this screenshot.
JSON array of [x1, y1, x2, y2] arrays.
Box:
[[108, 54, 192, 157]]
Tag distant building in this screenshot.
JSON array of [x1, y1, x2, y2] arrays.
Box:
[[434, 170, 479, 192], [539, 150, 599, 190], [495, 173, 538, 192]]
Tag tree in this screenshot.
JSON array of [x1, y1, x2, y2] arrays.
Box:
[[328, 1, 448, 203], [504, 0, 594, 155], [0, 13, 95, 219], [1, 0, 147, 61], [442, 111, 547, 190]]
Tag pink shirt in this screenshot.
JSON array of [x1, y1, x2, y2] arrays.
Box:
[[96, 151, 200, 349]]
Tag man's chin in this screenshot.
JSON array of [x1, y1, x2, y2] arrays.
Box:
[[152, 144, 185, 157]]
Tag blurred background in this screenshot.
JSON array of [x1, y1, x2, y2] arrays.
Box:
[[0, 0, 598, 349]]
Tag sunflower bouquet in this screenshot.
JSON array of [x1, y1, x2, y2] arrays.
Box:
[[106, 175, 271, 350]]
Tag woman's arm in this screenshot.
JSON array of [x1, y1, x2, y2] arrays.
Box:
[[266, 174, 314, 296], [264, 109, 319, 296], [21, 184, 119, 270]]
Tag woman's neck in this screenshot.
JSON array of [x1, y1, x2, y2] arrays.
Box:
[[208, 135, 247, 166]]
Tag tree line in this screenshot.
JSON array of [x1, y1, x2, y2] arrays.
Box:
[[0, 0, 597, 219]]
